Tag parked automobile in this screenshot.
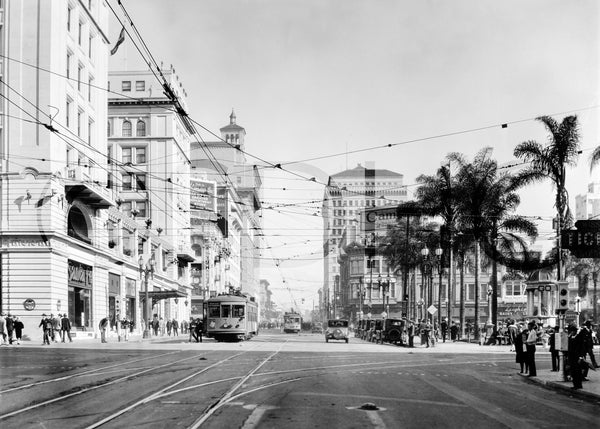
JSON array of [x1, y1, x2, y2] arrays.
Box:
[[311, 324, 323, 334], [325, 319, 349, 343], [381, 318, 405, 345]]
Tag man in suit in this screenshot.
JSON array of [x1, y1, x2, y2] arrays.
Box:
[[61, 313, 73, 342]]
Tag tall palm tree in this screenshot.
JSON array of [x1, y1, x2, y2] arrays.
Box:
[[451, 148, 537, 339], [416, 159, 459, 325], [514, 115, 581, 280]]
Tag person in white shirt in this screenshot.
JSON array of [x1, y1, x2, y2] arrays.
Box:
[[525, 321, 538, 376]]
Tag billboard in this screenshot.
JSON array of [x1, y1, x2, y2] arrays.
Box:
[[190, 179, 216, 212]]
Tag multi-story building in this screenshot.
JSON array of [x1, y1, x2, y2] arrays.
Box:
[[190, 112, 262, 301], [107, 67, 196, 326], [0, 1, 137, 340], [575, 182, 600, 220], [321, 163, 407, 317]]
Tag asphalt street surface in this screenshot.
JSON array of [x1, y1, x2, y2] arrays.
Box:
[[0, 331, 597, 429]]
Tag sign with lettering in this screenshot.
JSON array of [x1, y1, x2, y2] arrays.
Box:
[[68, 260, 93, 288], [23, 298, 36, 311], [562, 220, 600, 258], [190, 179, 216, 212]]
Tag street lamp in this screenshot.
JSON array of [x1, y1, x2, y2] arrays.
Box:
[[138, 253, 156, 339], [487, 284, 493, 325], [435, 246, 443, 327], [420, 247, 431, 321]]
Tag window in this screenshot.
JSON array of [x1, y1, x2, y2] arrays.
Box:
[[505, 281, 524, 297], [78, 21, 83, 45], [135, 81, 145, 91], [121, 201, 131, 216], [122, 174, 132, 191], [136, 120, 146, 137], [135, 147, 146, 163], [122, 228, 133, 256], [122, 81, 131, 92], [66, 51, 72, 79], [107, 119, 113, 137], [88, 119, 93, 145], [88, 76, 93, 102], [66, 99, 72, 128], [67, 5, 72, 32], [88, 35, 93, 58], [77, 64, 83, 91], [122, 120, 132, 136], [135, 174, 146, 191], [122, 148, 132, 164], [77, 111, 82, 137], [136, 201, 147, 217]]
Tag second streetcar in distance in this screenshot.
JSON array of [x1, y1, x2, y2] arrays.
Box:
[[283, 311, 302, 333]]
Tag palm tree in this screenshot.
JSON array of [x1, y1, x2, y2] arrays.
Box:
[[514, 115, 581, 280], [451, 148, 537, 339], [416, 159, 459, 325]]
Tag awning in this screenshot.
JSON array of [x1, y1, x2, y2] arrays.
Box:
[[65, 183, 114, 209], [177, 253, 195, 263], [140, 290, 187, 305]]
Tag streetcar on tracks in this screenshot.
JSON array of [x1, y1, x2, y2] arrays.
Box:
[[283, 311, 302, 333], [205, 292, 258, 341]]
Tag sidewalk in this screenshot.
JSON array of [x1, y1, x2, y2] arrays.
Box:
[[521, 369, 600, 404]]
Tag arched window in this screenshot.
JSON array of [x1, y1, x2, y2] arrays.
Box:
[[136, 120, 146, 137], [122, 120, 132, 137], [67, 206, 91, 244]]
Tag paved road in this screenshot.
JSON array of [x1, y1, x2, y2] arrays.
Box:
[[0, 332, 597, 428]]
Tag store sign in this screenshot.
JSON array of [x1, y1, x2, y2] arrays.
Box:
[[364, 207, 398, 232], [68, 260, 93, 288], [562, 220, 600, 258], [23, 298, 36, 311], [190, 179, 216, 212]]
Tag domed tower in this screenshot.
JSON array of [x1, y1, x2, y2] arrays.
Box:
[[220, 109, 246, 150]]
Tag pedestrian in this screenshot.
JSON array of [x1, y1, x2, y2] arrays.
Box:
[[567, 324, 587, 390], [525, 321, 537, 376], [582, 320, 599, 368], [450, 322, 458, 342], [441, 318, 448, 343], [152, 315, 159, 336], [189, 317, 198, 342], [5, 313, 14, 345], [172, 319, 179, 336], [407, 320, 415, 348], [549, 326, 560, 371], [422, 320, 430, 348], [508, 320, 518, 350], [121, 317, 129, 341], [61, 313, 73, 342], [99, 316, 109, 343], [115, 313, 122, 342], [50, 313, 60, 343], [0, 312, 7, 345], [514, 324, 527, 374], [182, 319, 188, 334], [194, 318, 203, 343], [13, 316, 24, 344], [160, 317, 165, 336], [166, 319, 172, 336], [39, 314, 52, 345]]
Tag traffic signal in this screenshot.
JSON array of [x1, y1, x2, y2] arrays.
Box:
[[556, 282, 569, 312]]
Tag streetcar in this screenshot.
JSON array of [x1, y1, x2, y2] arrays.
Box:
[[283, 311, 302, 333], [204, 292, 258, 341]]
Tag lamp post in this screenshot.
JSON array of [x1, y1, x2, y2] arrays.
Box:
[[487, 284, 493, 325], [138, 253, 156, 339], [420, 247, 430, 321], [435, 246, 443, 327]]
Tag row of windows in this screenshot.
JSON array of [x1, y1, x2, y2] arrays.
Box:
[[65, 98, 94, 145], [67, 2, 95, 59], [121, 80, 146, 92], [332, 199, 389, 207], [108, 119, 147, 137]]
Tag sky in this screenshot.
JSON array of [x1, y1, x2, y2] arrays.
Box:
[[109, 0, 599, 312]]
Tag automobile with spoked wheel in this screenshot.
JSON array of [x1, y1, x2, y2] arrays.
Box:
[[381, 318, 405, 345], [325, 319, 349, 343]]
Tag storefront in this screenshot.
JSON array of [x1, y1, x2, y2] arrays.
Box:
[[125, 277, 136, 327], [109, 273, 121, 328], [68, 260, 93, 330]]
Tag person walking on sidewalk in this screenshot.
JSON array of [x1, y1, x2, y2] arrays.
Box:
[[39, 314, 52, 345], [172, 319, 179, 336], [582, 320, 599, 369], [99, 317, 109, 343], [548, 326, 560, 371], [61, 313, 73, 342], [441, 318, 448, 343], [514, 325, 527, 374], [194, 318, 203, 343], [525, 321, 538, 376], [13, 316, 24, 345], [0, 313, 8, 345], [5, 314, 15, 345], [189, 317, 198, 342]]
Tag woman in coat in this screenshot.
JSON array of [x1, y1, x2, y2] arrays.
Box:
[[514, 325, 527, 374]]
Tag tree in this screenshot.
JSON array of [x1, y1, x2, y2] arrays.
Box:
[[451, 148, 537, 339], [514, 115, 581, 280]]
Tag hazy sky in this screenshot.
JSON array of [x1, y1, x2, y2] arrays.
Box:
[[110, 0, 599, 311]]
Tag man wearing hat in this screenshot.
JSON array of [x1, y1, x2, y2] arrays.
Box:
[[5, 313, 14, 345], [61, 313, 73, 343], [0, 312, 6, 345], [39, 314, 52, 345], [567, 324, 586, 389], [582, 320, 599, 369], [525, 321, 538, 377]]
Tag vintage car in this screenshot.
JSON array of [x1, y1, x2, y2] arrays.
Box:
[[311, 324, 324, 334], [325, 319, 349, 343], [381, 318, 405, 345], [370, 319, 384, 343]]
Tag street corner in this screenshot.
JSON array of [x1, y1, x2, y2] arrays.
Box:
[[519, 371, 600, 404]]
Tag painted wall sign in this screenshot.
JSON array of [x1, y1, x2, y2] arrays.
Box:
[[68, 260, 93, 288]]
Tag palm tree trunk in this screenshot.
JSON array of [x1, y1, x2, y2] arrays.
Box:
[[474, 240, 480, 341], [459, 257, 465, 338], [492, 254, 498, 335]]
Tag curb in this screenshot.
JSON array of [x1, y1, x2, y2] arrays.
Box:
[[520, 373, 600, 404]]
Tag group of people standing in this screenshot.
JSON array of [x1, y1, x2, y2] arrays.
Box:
[[39, 313, 73, 345], [0, 313, 24, 345], [514, 319, 599, 390]]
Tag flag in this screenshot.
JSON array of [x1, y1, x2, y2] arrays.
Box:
[[110, 27, 126, 55]]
